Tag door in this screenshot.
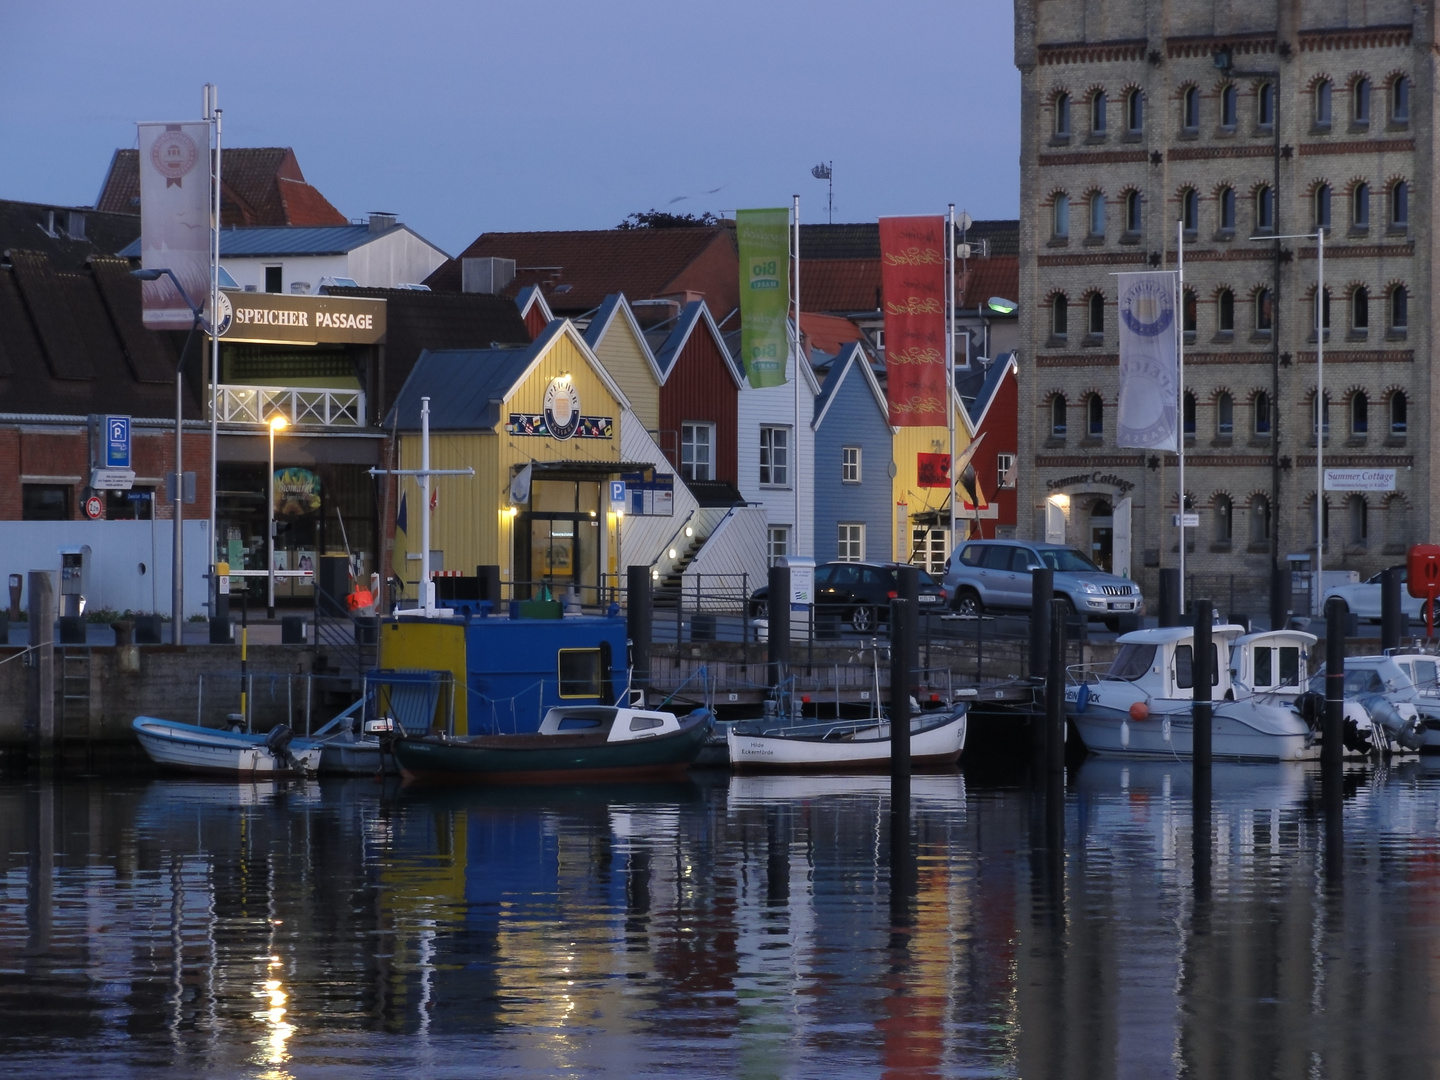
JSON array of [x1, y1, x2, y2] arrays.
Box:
[[1089, 500, 1114, 573], [1113, 497, 1133, 579], [1045, 498, 1066, 544], [529, 519, 577, 598]]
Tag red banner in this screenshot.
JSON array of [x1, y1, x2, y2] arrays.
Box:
[[880, 215, 947, 426]]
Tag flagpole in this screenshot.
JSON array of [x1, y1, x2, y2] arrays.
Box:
[[204, 85, 222, 614], [947, 204, 956, 550], [793, 193, 804, 557], [1176, 217, 1186, 620], [1315, 225, 1324, 617]]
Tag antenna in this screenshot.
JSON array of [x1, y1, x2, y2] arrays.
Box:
[[810, 161, 833, 223]]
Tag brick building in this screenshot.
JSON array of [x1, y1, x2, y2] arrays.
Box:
[[1014, 0, 1430, 617]]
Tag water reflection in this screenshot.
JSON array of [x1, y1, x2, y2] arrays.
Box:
[[1, 762, 1440, 1075]]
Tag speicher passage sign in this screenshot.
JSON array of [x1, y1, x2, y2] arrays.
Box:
[[211, 290, 386, 345]]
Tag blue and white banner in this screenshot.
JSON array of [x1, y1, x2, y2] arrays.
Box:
[[1116, 272, 1179, 451]]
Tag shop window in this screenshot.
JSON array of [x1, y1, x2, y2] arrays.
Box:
[[106, 488, 155, 520], [680, 422, 713, 482], [22, 484, 70, 521]]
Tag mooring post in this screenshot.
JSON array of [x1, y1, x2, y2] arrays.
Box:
[[626, 565, 652, 697], [1323, 594, 1346, 884], [1192, 599, 1213, 771], [767, 565, 790, 694], [1381, 565, 1403, 652], [1269, 561, 1291, 631], [1029, 567, 1054, 680], [889, 595, 915, 912], [1046, 598, 1066, 775], [1158, 568, 1180, 627], [27, 570, 55, 771]]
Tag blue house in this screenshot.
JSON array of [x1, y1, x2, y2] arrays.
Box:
[[812, 341, 893, 563]]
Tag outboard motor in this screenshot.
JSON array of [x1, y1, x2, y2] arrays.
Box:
[[1360, 694, 1426, 753], [1293, 691, 1324, 732], [264, 723, 297, 771], [1341, 701, 1378, 755]]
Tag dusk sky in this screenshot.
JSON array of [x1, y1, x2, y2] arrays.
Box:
[[1, 1, 1020, 256]]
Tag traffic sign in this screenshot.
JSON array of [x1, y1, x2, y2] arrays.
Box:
[[84, 495, 104, 520], [609, 480, 626, 509], [91, 468, 135, 491], [105, 415, 131, 468]]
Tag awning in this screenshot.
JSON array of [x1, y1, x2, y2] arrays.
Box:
[[520, 460, 652, 481]]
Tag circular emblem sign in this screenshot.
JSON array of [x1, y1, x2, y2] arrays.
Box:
[[150, 129, 200, 186], [544, 375, 581, 441], [84, 495, 104, 520], [210, 291, 233, 337]]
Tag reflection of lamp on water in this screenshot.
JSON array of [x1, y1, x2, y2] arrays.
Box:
[[267, 414, 288, 619]]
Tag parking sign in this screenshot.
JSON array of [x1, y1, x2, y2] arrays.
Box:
[[106, 416, 131, 468], [609, 480, 626, 508]]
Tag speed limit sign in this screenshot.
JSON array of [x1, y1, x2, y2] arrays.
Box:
[[84, 495, 104, 520]]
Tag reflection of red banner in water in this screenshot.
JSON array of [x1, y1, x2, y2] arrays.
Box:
[[880, 216, 946, 427]]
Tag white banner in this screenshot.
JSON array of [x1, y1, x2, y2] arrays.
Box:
[[1116, 272, 1178, 450], [138, 121, 212, 329], [1324, 468, 1396, 492]]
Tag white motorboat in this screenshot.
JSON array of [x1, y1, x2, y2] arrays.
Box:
[[1306, 651, 1436, 752], [726, 706, 967, 772], [132, 717, 322, 776], [1065, 625, 1320, 762]]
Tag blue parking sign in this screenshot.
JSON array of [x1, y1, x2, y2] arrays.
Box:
[[106, 416, 131, 468], [609, 480, 626, 506]]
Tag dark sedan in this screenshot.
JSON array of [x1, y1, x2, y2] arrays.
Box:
[[748, 561, 947, 633]]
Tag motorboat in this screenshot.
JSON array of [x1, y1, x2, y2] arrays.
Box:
[[1065, 625, 1320, 762], [391, 705, 713, 784], [1306, 652, 1436, 752], [132, 716, 322, 776], [725, 705, 967, 773]]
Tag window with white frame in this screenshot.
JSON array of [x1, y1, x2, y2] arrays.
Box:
[[911, 528, 947, 577], [842, 446, 861, 484], [680, 422, 713, 482], [837, 523, 865, 561], [767, 526, 790, 566], [759, 425, 790, 487], [996, 453, 1016, 489]]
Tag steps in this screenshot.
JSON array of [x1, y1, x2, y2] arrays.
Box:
[[57, 646, 92, 739], [653, 534, 705, 609]]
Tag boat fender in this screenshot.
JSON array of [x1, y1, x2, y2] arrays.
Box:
[[1129, 702, 1149, 722], [1075, 683, 1090, 713], [1120, 719, 1129, 748], [1162, 718, 1171, 743]]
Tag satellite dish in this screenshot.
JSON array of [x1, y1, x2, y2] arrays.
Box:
[[956, 211, 973, 232]]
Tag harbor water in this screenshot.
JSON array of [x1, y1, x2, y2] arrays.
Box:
[[2, 759, 1438, 1078]]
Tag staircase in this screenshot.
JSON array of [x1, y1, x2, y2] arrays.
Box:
[[653, 533, 706, 609], [57, 646, 92, 739]]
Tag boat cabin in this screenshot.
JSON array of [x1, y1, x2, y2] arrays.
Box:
[[539, 706, 696, 744], [1103, 625, 1247, 700], [1230, 630, 1314, 696], [1322, 654, 1440, 700]]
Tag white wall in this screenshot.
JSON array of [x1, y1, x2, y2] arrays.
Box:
[[736, 369, 817, 557], [224, 255, 348, 295], [617, 411, 699, 570], [347, 230, 449, 287], [0, 520, 212, 619]]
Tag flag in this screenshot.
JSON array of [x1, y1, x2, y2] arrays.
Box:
[[509, 463, 533, 506], [1116, 272, 1179, 450], [429, 486, 438, 513], [392, 491, 408, 580], [138, 122, 212, 328], [879, 215, 947, 426], [736, 208, 791, 388]]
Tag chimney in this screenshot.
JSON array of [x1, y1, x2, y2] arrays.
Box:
[[630, 298, 681, 329], [463, 257, 516, 295], [66, 211, 86, 241], [368, 212, 398, 233]]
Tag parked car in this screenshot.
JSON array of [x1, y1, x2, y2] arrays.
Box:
[[942, 539, 1143, 629], [748, 561, 947, 633], [1322, 567, 1430, 623]]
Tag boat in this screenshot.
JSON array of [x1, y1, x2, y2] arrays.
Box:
[[1306, 651, 1435, 752], [1065, 625, 1320, 762], [391, 704, 714, 784], [132, 716, 322, 776], [725, 706, 967, 773]]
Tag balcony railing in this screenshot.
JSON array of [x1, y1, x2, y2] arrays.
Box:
[[216, 385, 365, 428]]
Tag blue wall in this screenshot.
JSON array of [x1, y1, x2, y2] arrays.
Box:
[[813, 359, 893, 563]]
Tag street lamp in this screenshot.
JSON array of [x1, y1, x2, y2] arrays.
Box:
[[266, 413, 288, 619], [130, 266, 203, 644]]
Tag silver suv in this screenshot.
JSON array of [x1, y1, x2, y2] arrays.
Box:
[[943, 540, 1144, 629]]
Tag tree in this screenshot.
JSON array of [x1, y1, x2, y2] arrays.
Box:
[[616, 209, 719, 229]]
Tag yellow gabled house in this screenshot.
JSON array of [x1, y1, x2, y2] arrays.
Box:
[[890, 388, 981, 576]]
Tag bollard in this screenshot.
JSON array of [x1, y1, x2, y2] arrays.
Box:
[[889, 596, 915, 909], [477, 564, 502, 606], [1158, 568, 1180, 627], [895, 563, 919, 605], [1269, 562, 1291, 632], [1192, 599, 1213, 772], [1323, 596, 1345, 768], [1029, 567, 1054, 680], [767, 565, 790, 692], [27, 570, 55, 770], [626, 565, 652, 695], [1046, 598, 1066, 775], [1381, 566, 1403, 652]]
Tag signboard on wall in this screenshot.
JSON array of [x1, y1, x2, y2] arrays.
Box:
[[620, 469, 675, 516], [1323, 468, 1396, 492], [214, 290, 386, 345]]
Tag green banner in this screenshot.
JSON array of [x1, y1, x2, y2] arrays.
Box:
[[737, 208, 791, 387]]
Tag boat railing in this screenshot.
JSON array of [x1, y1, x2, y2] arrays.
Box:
[[1066, 661, 1110, 687]]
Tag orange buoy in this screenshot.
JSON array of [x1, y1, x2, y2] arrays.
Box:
[[1129, 702, 1150, 722]]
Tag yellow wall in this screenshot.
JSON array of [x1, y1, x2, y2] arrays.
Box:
[[377, 620, 470, 732], [891, 397, 975, 548], [590, 310, 660, 433]]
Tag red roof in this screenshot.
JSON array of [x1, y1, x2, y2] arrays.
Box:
[[800, 258, 881, 313], [96, 147, 346, 227], [957, 256, 1019, 311], [800, 312, 862, 356]]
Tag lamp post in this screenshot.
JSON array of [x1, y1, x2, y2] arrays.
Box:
[[130, 267, 203, 644], [267, 414, 288, 619]]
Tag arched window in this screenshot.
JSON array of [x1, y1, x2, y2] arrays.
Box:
[[1215, 494, 1233, 543], [1087, 292, 1104, 336], [1347, 495, 1369, 546], [1314, 79, 1333, 127], [1254, 391, 1272, 435], [1182, 86, 1199, 132], [1051, 294, 1068, 337], [1390, 285, 1408, 330], [1251, 494, 1271, 544], [1218, 186, 1236, 232], [1352, 286, 1369, 330], [1391, 181, 1409, 227], [1353, 77, 1371, 124], [1125, 190, 1142, 233], [1086, 393, 1103, 437], [1314, 184, 1331, 232], [1256, 288, 1273, 332], [1183, 289, 1197, 339], [1217, 288, 1235, 333], [1180, 188, 1199, 234], [1089, 192, 1105, 237], [1183, 391, 1197, 438], [1313, 392, 1331, 436], [1221, 84, 1238, 129], [1126, 88, 1143, 134], [1054, 92, 1071, 137], [1384, 496, 1412, 554], [1257, 81, 1275, 127], [1390, 391, 1408, 435], [1053, 194, 1070, 238], [1353, 183, 1370, 228], [1091, 90, 1107, 134], [1255, 185, 1274, 232], [1391, 76, 1410, 124], [1351, 391, 1369, 435], [1051, 395, 1068, 437], [1314, 287, 1331, 332], [1217, 392, 1234, 436]]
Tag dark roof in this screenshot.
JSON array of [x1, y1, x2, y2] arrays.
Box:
[[424, 226, 735, 311], [117, 222, 417, 259], [957, 256, 1020, 314], [0, 199, 140, 271], [385, 345, 537, 431], [96, 147, 346, 227], [799, 220, 1018, 259], [801, 258, 882, 313], [0, 252, 190, 417], [687, 479, 746, 508], [324, 285, 532, 418]]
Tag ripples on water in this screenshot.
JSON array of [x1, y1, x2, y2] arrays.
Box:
[[2, 760, 1439, 1078]]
